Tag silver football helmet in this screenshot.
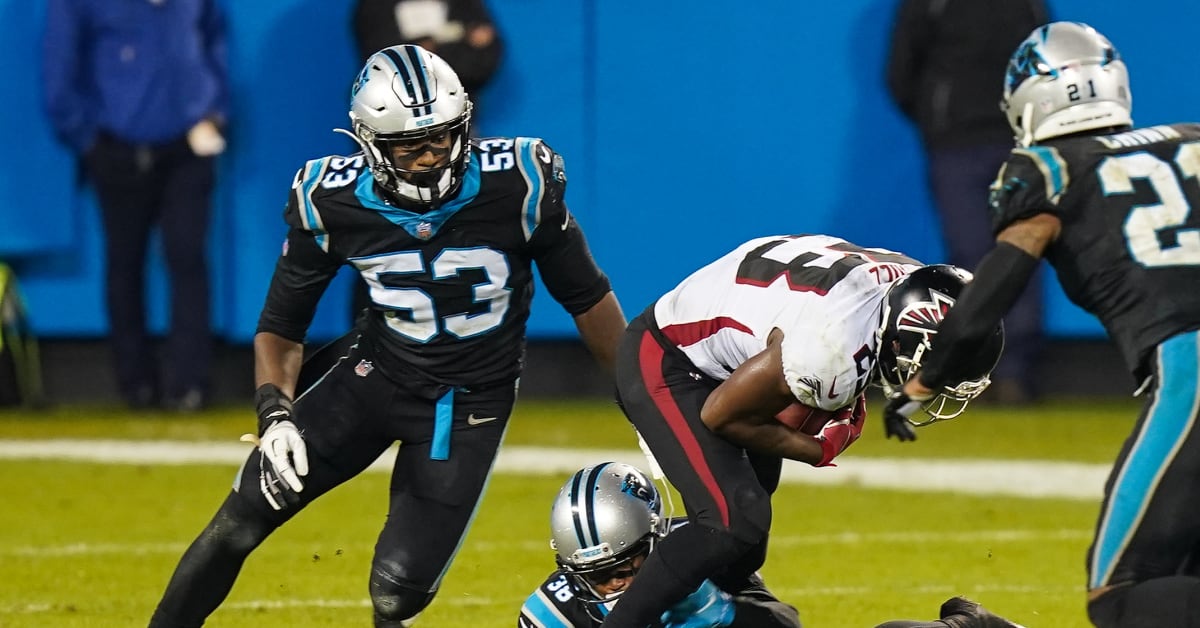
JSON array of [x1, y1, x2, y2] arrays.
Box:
[[549, 462, 667, 605], [1002, 22, 1132, 147], [340, 45, 472, 208], [876, 265, 1004, 424]]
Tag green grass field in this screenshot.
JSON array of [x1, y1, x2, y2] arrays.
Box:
[[0, 396, 1141, 627]]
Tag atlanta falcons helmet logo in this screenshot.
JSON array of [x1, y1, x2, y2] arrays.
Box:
[[894, 289, 957, 342], [876, 265, 1004, 422]]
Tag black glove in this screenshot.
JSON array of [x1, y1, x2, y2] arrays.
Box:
[[882, 391, 925, 442]]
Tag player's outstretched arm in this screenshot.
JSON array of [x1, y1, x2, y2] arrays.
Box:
[[885, 214, 1061, 439]]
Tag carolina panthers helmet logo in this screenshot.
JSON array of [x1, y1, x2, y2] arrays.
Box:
[[352, 64, 370, 97], [621, 473, 658, 511], [1005, 39, 1051, 92], [895, 289, 956, 342]]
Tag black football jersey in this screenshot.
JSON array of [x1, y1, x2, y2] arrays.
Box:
[[516, 568, 798, 628], [257, 137, 612, 388], [518, 570, 614, 627], [989, 123, 1200, 379]]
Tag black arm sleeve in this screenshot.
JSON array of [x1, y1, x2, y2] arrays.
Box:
[[528, 208, 612, 316], [255, 227, 342, 341], [918, 242, 1040, 389]]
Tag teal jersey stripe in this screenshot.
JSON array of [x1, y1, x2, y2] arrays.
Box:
[[1090, 331, 1200, 588]]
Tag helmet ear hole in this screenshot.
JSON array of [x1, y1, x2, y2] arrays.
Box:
[[354, 121, 376, 143]]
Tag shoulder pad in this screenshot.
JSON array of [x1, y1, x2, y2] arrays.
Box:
[[988, 147, 1068, 230], [780, 331, 861, 411]]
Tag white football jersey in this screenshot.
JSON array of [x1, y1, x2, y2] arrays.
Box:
[[653, 235, 921, 410]]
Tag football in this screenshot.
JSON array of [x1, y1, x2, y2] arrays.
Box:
[[774, 402, 836, 436]]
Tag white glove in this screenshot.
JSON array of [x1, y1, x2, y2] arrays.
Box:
[[241, 419, 308, 510], [261, 419, 308, 490]]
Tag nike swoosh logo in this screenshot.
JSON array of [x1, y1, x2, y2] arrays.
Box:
[[827, 376, 840, 400], [560, 212, 570, 230], [265, 410, 290, 419], [467, 414, 499, 426]]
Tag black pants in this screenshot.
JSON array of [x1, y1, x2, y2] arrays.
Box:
[[151, 338, 518, 626], [603, 310, 780, 627], [83, 132, 213, 403], [1086, 332, 1200, 628]]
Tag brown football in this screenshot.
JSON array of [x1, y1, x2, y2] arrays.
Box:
[[774, 402, 835, 436]]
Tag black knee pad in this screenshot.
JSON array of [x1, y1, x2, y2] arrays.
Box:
[[1089, 577, 1200, 628], [370, 571, 436, 627]]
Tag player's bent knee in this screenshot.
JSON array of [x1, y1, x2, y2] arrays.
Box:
[[726, 485, 773, 542], [370, 574, 436, 626]]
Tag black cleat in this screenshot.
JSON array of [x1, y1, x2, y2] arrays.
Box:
[[939, 596, 1026, 628]]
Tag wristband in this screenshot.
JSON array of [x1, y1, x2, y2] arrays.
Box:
[[254, 383, 294, 435]]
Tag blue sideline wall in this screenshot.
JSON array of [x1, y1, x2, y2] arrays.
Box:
[[5, 0, 1199, 344]]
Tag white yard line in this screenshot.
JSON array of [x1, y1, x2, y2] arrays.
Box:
[[0, 439, 1110, 500], [2, 528, 1091, 559], [0, 582, 1086, 616]]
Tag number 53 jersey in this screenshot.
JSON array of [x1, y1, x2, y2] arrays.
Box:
[[256, 137, 613, 389], [990, 123, 1200, 380], [652, 234, 921, 411]]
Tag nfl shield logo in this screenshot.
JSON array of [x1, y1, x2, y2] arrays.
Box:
[[354, 360, 374, 377], [416, 222, 433, 239]]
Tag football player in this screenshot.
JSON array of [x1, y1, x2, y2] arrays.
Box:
[[523, 463, 1025, 628], [882, 22, 1200, 628], [596, 234, 1004, 627], [518, 462, 801, 628], [149, 44, 627, 627]]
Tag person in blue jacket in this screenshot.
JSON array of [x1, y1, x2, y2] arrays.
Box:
[[42, 0, 229, 411]]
